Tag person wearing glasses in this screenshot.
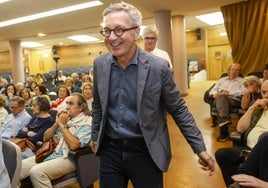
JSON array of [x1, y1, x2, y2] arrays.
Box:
[[142, 26, 173, 69], [1, 96, 32, 139], [91, 2, 215, 188]]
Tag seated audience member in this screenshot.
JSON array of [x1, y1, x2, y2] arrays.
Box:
[[34, 73, 44, 84], [16, 96, 55, 158], [29, 81, 37, 97], [34, 83, 50, 102], [81, 74, 92, 83], [142, 26, 173, 68], [15, 82, 25, 96], [209, 63, 245, 141], [0, 135, 10, 188], [81, 82, 93, 112], [56, 70, 66, 82], [3, 83, 17, 107], [229, 134, 268, 188], [19, 88, 32, 107], [1, 96, 32, 139], [215, 80, 268, 186], [19, 93, 92, 187], [64, 77, 82, 93], [71, 72, 82, 88], [261, 63, 268, 82], [241, 75, 262, 110], [0, 94, 8, 126], [50, 85, 70, 111], [25, 76, 34, 89], [0, 77, 8, 94]]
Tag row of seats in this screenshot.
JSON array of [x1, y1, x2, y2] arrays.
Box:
[[2, 108, 99, 188]]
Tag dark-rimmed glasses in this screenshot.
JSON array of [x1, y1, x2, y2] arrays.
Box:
[[144, 37, 157, 41], [100, 26, 138, 37]]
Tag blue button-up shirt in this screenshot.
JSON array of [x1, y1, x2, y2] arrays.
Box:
[[106, 51, 142, 139]]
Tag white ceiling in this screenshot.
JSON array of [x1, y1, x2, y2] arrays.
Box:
[[0, 0, 243, 51]]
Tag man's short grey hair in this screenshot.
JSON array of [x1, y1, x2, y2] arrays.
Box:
[[102, 1, 142, 27], [142, 26, 158, 37]]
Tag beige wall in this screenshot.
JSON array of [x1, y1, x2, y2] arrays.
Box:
[[0, 28, 230, 80]]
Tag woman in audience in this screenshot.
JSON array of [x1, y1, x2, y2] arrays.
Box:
[[19, 88, 32, 107], [64, 77, 81, 93], [241, 75, 262, 110], [16, 96, 55, 158], [34, 83, 50, 102], [3, 83, 17, 107], [82, 82, 93, 112], [50, 85, 70, 111], [229, 134, 268, 188], [29, 81, 38, 97], [0, 94, 9, 127], [18, 93, 91, 187], [34, 73, 44, 84]]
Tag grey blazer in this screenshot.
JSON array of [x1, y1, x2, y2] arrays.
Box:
[[91, 47, 206, 172]]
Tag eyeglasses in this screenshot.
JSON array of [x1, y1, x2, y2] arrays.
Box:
[[9, 105, 20, 110], [144, 37, 157, 41], [100, 26, 139, 37]]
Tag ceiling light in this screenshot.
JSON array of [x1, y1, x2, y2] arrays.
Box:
[[21, 42, 44, 48], [219, 32, 227, 36], [38, 33, 46, 37], [0, 0, 11, 4], [67, 35, 99, 43], [195, 12, 224, 25], [0, 1, 103, 27]]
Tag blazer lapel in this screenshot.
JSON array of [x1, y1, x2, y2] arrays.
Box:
[[137, 49, 150, 113]]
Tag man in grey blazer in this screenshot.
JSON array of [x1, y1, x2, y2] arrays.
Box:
[[91, 2, 215, 188]]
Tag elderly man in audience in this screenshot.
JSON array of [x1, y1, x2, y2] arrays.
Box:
[[1, 96, 32, 139], [215, 80, 268, 186], [18, 93, 91, 187], [209, 63, 245, 141]]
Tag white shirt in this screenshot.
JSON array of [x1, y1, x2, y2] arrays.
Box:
[[151, 48, 173, 69], [209, 76, 245, 97]]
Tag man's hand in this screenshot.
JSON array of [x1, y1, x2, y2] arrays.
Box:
[[197, 151, 215, 176], [90, 141, 97, 153]]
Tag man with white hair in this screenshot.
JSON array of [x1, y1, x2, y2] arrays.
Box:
[[142, 26, 173, 69]]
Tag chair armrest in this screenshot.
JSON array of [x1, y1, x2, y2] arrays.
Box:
[[230, 131, 244, 147], [68, 146, 99, 188], [68, 146, 93, 161]]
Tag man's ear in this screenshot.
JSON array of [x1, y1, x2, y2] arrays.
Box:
[[134, 27, 141, 41]]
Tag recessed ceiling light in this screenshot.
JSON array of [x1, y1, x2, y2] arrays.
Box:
[[219, 32, 227, 36], [67, 35, 99, 43], [0, 1, 103, 27], [21, 42, 44, 48], [0, 0, 11, 4], [195, 12, 224, 25], [38, 33, 46, 37]]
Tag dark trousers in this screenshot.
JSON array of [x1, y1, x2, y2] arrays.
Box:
[[99, 136, 163, 188], [214, 95, 241, 123], [215, 147, 245, 186], [238, 135, 268, 182]]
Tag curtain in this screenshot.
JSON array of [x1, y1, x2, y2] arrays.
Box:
[[221, 0, 268, 76]]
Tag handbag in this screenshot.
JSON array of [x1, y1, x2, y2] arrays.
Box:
[[9, 137, 35, 152], [35, 136, 59, 163]]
